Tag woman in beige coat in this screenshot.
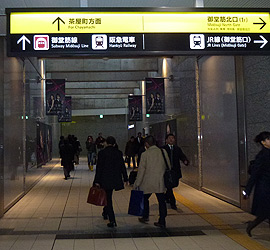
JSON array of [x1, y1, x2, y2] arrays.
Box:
[[134, 135, 171, 228]]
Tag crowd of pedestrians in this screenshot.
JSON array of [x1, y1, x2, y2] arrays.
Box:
[[58, 132, 189, 228], [58, 130, 269, 237]]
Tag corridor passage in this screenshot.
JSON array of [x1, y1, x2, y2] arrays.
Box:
[[0, 160, 269, 250]]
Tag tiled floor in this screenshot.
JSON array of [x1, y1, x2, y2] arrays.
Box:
[[0, 160, 269, 250]]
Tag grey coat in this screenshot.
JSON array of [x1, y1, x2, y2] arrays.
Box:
[[134, 145, 171, 194]]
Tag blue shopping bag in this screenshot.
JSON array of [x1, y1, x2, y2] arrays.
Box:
[[128, 189, 144, 216]]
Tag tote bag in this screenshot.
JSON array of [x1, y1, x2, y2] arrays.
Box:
[[87, 186, 107, 206], [128, 189, 144, 216]]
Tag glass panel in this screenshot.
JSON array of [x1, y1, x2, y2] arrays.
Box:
[[199, 56, 240, 205], [4, 57, 24, 207]]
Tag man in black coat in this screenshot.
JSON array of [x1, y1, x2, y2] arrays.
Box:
[[59, 138, 74, 180], [136, 132, 145, 166], [162, 134, 189, 210], [94, 136, 128, 228]]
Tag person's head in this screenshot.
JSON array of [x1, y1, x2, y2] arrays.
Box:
[[130, 136, 135, 142], [254, 131, 270, 148], [106, 136, 116, 146], [166, 133, 176, 145], [50, 94, 54, 100], [87, 136, 93, 142], [56, 94, 61, 100], [60, 136, 64, 140], [150, 93, 154, 98], [144, 135, 156, 149], [138, 132, 142, 138], [98, 132, 102, 137], [156, 92, 160, 98]]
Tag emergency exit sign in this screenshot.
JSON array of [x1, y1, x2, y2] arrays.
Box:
[[5, 8, 270, 57]]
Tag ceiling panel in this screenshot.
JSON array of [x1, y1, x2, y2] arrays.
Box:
[[0, 0, 196, 15]]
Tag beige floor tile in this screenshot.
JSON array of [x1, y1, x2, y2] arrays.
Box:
[[133, 238, 159, 250], [94, 238, 116, 250], [53, 240, 74, 250], [31, 234, 55, 250], [74, 239, 95, 250]]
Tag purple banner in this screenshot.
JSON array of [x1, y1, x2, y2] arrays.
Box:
[[128, 95, 142, 121], [58, 96, 72, 122], [46, 79, 65, 115], [145, 78, 165, 114], [37, 122, 52, 167]]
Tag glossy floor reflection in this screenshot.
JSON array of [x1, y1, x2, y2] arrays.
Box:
[[0, 160, 269, 250]]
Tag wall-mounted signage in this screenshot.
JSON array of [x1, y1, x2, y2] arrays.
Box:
[[6, 8, 270, 56]]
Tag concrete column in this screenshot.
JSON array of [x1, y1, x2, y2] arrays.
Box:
[[0, 37, 4, 217], [40, 59, 46, 121]]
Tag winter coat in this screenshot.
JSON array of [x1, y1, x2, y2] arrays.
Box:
[[134, 145, 170, 194], [245, 147, 270, 218], [125, 140, 137, 157], [60, 142, 74, 171], [86, 141, 96, 153], [94, 146, 128, 191]]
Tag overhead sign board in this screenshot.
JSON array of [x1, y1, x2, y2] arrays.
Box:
[[5, 8, 270, 56]]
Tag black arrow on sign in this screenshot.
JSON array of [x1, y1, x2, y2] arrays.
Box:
[[253, 18, 266, 30], [52, 17, 65, 31]]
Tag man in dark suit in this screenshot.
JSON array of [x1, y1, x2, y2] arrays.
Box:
[[94, 136, 128, 228], [163, 134, 189, 210], [136, 132, 145, 166]]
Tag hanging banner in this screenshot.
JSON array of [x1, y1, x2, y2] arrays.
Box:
[[36, 122, 52, 167], [128, 95, 142, 121], [46, 79, 65, 115], [145, 78, 165, 114], [58, 96, 72, 122]]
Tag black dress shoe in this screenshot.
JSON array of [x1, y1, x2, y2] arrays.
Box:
[[171, 205, 177, 210], [138, 217, 149, 224], [64, 177, 67, 180], [107, 222, 117, 228], [246, 221, 253, 237], [102, 212, 108, 220], [154, 222, 166, 228]]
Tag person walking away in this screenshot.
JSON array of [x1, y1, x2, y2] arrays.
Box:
[[162, 133, 189, 210], [134, 135, 170, 228], [95, 133, 105, 155], [86, 136, 96, 171], [73, 137, 82, 165], [93, 136, 128, 228], [60, 138, 74, 180], [243, 131, 270, 237], [125, 136, 137, 169], [58, 136, 65, 166], [136, 132, 145, 166]]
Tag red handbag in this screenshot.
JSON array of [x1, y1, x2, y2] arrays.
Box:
[[87, 186, 107, 206]]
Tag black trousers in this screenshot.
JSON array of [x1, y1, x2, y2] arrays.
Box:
[[165, 188, 176, 207], [103, 189, 115, 223], [143, 193, 167, 225], [127, 156, 136, 169]]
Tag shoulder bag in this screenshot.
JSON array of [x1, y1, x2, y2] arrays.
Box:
[[160, 149, 179, 189]]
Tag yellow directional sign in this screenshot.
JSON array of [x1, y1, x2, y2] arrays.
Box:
[[9, 11, 270, 34]]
